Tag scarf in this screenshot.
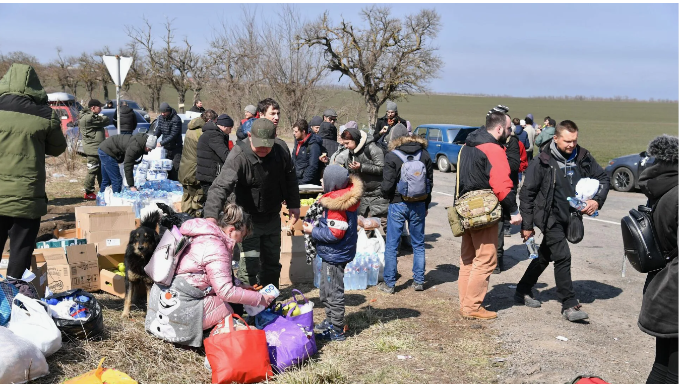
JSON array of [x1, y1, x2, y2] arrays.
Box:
[[303, 200, 325, 264]]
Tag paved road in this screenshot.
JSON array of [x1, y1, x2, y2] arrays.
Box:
[[418, 169, 653, 383]]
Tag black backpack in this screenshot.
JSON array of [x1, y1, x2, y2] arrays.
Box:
[[621, 205, 673, 273]]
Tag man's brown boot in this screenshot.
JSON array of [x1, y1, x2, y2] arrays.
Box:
[[461, 307, 497, 320]]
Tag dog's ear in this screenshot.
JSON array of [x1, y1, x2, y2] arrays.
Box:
[[141, 210, 161, 230], [128, 228, 139, 244]]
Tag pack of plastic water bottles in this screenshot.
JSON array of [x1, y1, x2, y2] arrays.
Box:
[[96, 180, 183, 218], [313, 253, 382, 291]]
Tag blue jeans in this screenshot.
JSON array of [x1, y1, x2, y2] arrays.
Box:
[[98, 148, 122, 193], [383, 201, 426, 287]]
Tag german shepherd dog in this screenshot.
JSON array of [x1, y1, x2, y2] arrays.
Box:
[[121, 211, 161, 318]]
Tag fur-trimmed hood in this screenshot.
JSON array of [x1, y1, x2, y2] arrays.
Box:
[[387, 135, 428, 152], [319, 175, 363, 211], [351, 130, 369, 154]]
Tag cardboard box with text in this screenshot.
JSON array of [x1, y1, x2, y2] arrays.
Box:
[[40, 244, 99, 293]]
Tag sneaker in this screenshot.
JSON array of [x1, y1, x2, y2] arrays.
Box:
[[316, 326, 346, 341], [461, 307, 497, 320], [514, 292, 541, 308], [377, 282, 395, 294], [314, 319, 332, 333], [84, 192, 97, 200], [411, 282, 424, 291], [562, 305, 589, 322]]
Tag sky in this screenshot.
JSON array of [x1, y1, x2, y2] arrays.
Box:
[[0, 2, 677, 100]]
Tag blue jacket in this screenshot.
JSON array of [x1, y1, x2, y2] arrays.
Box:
[[312, 175, 363, 265], [236, 117, 256, 141], [515, 125, 530, 151], [292, 133, 323, 185]]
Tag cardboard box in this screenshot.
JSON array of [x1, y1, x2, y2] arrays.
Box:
[[53, 228, 77, 239], [76, 208, 136, 255], [280, 204, 309, 232], [280, 252, 313, 286], [98, 254, 126, 298], [281, 231, 305, 253], [41, 244, 99, 293], [0, 253, 48, 298], [75, 206, 135, 239]]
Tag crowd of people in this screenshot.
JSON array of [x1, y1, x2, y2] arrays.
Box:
[[0, 63, 676, 382]]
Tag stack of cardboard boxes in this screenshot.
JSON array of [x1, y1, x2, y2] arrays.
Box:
[[279, 203, 313, 286]]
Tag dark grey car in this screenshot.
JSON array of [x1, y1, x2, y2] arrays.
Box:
[[604, 151, 656, 192]]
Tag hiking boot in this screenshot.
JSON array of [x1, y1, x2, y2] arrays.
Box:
[[377, 282, 395, 294], [492, 260, 503, 274], [562, 305, 589, 322], [316, 326, 346, 341], [411, 282, 424, 291], [314, 319, 332, 333], [461, 307, 498, 320], [514, 292, 541, 308], [84, 192, 97, 200]]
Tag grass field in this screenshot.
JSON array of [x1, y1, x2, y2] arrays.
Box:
[[68, 83, 678, 166]]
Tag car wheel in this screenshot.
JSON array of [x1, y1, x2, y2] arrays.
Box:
[[612, 167, 634, 192], [437, 155, 450, 173]]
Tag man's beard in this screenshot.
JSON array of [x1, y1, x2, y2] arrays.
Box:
[[498, 131, 509, 144]]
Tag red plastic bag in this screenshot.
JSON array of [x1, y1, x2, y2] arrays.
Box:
[[204, 314, 273, 384], [572, 375, 608, 384]]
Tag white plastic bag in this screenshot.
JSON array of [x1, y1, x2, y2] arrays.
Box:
[[8, 293, 62, 356], [0, 326, 50, 383], [356, 228, 385, 280], [575, 178, 600, 201]]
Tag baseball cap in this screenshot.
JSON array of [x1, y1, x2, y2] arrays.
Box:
[[323, 109, 337, 117], [250, 118, 276, 148]]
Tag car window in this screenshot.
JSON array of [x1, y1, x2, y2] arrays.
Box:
[[416, 127, 428, 138], [134, 111, 147, 123], [53, 108, 69, 119], [451, 128, 476, 144], [428, 128, 442, 142], [447, 129, 460, 143]]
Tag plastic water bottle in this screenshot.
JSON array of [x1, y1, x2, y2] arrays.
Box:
[[526, 237, 539, 259], [96, 192, 105, 206], [344, 265, 352, 291], [358, 260, 369, 290], [314, 255, 322, 288], [567, 197, 599, 217], [368, 256, 380, 286]]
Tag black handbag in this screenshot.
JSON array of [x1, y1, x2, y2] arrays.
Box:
[[567, 211, 584, 244]]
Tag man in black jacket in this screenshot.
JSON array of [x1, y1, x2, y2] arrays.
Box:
[[112, 101, 137, 134], [378, 124, 433, 294], [637, 135, 678, 384], [98, 133, 157, 193], [189, 100, 205, 113], [495, 129, 522, 274], [154, 102, 183, 181], [291, 118, 323, 185], [318, 109, 339, 156], [196, 114, 233, 203], [204, 118, 300, 288], [374, 101, 407, 152], [515, 120, 609, 322]]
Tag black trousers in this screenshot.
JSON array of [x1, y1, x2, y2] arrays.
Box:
[[0, 216, 41, 278], [647, 337, 679, 384], [320, 261, 347, 329], [516, 234, 578, 310], [165, 147, 182, 181]]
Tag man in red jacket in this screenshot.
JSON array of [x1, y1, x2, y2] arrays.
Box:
[[456, 107, 522, 320]]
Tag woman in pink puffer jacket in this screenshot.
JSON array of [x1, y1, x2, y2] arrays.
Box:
[[176, 204, 274, 330]]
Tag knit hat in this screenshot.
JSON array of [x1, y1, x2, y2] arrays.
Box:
[[216, 114, 234, 128], [344, 121, 358, 130], [323, 164, 350, 193], [159, 102, 171, 113], [145, 135, 158, 149], [389, 123, 408, 142], [323, 109, 337, 118], [244, 105, 257, 115], [345, 127, 362, 143], [88, 99, 102, 108], [647, 135, 679, 164], [526, 113, 534, 121], [385, 101, 398, 112], [309, 116, 323, 127]]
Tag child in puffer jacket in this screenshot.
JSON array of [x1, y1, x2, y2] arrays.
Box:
[[303, 165, 363, 341], [177, 204, 275, 330]]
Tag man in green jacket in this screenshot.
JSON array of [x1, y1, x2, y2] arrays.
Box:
[[179, 109, 216, 217], [79, 99, 110, 200], [534, 118, 556, 151], [0, 63, 67, 278]]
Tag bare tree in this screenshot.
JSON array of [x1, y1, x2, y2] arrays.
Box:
[[77, 52, 99, 100], [0, 51, 43, 79], [50, 47, 80, 96], [92, 47, 113, 101], [126, 19, 165, 112], [160, 19, 197, 113], [260, 5, 329, 128], [299, 6, 442, 127], [187, 53, 209, 104]]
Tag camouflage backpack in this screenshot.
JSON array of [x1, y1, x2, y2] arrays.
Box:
[[452, 147, 501, 232]]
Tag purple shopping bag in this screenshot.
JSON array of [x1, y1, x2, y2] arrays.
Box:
[[283, 289, 315, 333], [263, 312, 317, 373]]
